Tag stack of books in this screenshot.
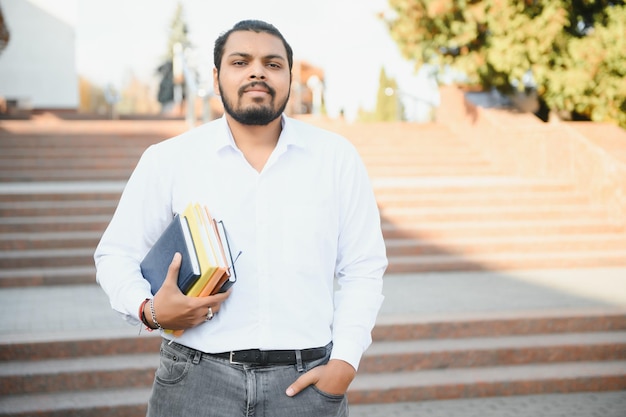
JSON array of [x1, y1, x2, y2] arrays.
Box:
[[140, 202, 237, 299]]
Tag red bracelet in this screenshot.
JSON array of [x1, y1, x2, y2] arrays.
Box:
[[139, 298, 155, 331]]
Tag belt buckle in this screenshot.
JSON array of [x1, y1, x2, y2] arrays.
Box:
[[229, 351, 245, 365]]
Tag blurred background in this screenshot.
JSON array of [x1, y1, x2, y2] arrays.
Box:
[[1, 2, 626, 416], [0, 0, 432, 122], [0, 0, 626, 127], [2, 0, 623, 127]]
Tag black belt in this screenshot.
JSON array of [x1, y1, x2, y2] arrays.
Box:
[[213, 346, 327, 365]]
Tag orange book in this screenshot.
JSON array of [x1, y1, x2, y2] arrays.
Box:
[[167, 204, 237, 338], [197, 205, 230, 297]]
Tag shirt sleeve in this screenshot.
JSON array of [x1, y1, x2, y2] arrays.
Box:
[[330, 143, 387, 370], [94, 144, 175, 325]]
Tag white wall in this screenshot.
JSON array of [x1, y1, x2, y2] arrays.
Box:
[[0, 0, 78, 109]]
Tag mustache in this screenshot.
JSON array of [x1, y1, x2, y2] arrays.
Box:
[[238, 81, 275, 97]]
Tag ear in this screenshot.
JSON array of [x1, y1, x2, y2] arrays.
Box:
[[213, 68, 220, 96]]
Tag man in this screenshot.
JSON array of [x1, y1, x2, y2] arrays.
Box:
[[94, 20, 387, 417]]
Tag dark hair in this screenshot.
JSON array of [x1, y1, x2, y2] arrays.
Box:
[[213, 20, 293, 73]]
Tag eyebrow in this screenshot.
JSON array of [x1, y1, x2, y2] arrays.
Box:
[[228, 52, 286, 62]]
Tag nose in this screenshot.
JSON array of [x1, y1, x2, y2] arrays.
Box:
[[249, 62, 266, 80]]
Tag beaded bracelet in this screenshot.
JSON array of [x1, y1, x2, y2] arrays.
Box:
[[139, 298, 156, 331], [149, 298, 163, 330]]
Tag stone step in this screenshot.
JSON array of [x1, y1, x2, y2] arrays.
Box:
[[385, 234, 626, 256], [0, 387, 151, 417], [4, 232, 623, 260], [376, 191, 590, 208], [2, 332, 624, 396], [0, 353, 159, 396], [387, 250, 626, 272], [0, 201, 117, 217], [366, 164, 500, 177], [361, 150, 487, 162], [0, 266, 96, 287], [4, 215, 620, 236], [3, 233, 624, 273], [0, 148, 482, 164], [0, 346, 623, 415], [372, 310, 626, 341], [3, 309, 622, 362], [381, 219, 624, 239], [0, 231, 101, 250], [0, 333, 161, 362], [348, 361, 626, 404], [0, 248, 95, 269], [0, 169, 134, 182], [0, 156, 139, 172], [0, 150, 145, 161], [3, 246, 625, 283], [362, 156, 492, 167], [0, 215, 112, 233], [380, 204, 608, 223], [0, 191, 121, 203], [0, 119, 185, 138], [372, 179, 594, 198], [0, 147, 146, 158], [360, 331, 626, 373]]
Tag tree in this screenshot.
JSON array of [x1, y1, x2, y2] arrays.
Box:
[[0, 5, 10, 56], [382, 0, 626, 128], [156, 2, 192, 110], [375, 67, 403, 121]]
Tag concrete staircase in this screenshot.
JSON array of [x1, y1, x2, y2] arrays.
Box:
[[324, 120, 626, 272], [1, 112, 625, 416]]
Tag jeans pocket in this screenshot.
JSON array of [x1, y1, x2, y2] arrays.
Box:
[[301, 385, 347, 417], [154, 344, 192, 385], [311, 384, 346, 401]]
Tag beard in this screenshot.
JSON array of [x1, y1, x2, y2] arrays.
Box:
[[219, 81, 290, 126]]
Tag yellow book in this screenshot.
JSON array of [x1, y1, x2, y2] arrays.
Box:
[[166, 203, 220, 337], [183, 203, 218, 297], [196, 204, 230, 297]]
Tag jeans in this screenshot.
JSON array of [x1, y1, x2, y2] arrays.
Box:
[[147, 340, 348, 417]]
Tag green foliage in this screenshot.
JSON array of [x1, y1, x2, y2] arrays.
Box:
[[376, 67, 403, 121], [383, 0, 626, 127], [359, 67, 404, 122], [0, 5, 9, 56]]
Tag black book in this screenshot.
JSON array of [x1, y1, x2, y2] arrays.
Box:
[[140, 214, 201, 295]]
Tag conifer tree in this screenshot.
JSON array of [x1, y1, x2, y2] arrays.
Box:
[[376, 67, 402, 121], [156, 2, 192, 109]]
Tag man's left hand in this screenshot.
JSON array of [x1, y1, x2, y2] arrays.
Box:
[[285, 359, 356, 397]]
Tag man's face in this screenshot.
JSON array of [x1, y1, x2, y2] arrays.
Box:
[[214, 31, 291, 125]]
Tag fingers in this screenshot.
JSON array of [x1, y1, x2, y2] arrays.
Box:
[[286, 367, 320, 397], [162, 252, 183, 292], [192, 289, 231, 311], [286, 360, 356, 398], [153, 253, 232, 329]]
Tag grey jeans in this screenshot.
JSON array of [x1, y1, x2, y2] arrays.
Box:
[[147, 340, 348, 417]]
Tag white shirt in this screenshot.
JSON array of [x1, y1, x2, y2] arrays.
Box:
[[94, 115, 387, 370]]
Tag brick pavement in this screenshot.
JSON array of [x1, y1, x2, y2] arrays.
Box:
[[349, 391, 626, 417]]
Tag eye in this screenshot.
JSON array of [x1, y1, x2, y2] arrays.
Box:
[[232, 60, 247, 66], [267, 62, 282, 69]]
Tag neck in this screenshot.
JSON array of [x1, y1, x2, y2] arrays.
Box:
[[224, 113, 283, 172], [225, 113, 283, 150]]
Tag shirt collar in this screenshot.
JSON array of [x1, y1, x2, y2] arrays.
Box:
[[215, 114, 306, 154]]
